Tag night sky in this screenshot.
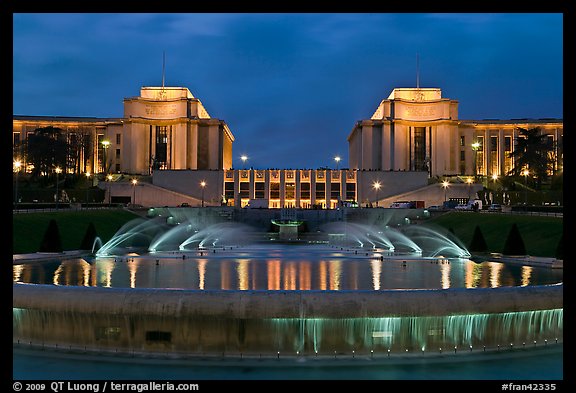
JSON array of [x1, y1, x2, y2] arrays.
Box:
[[12, 13, 563, 169]]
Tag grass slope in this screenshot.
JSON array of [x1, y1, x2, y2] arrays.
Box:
[[13, 209, 139, 254], [425, 212, 563, 258]]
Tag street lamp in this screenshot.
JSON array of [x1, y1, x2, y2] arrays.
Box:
[[442, 180, 450, 203], [107, 174, 113, 206], [372, 181, 381, 207], [334, 156, 341, 170], [101, 140, 110, 175], [471, 141, 480, 180], [466, 177, 473, 200], [132, 178, 138, 205], [85, 172, 91, 204], [240, 155, 248, 169], [14, 160, 21, 210], [522, 169, 529, 209], [200, 180, 206, 207], [55, 167, 62, 210]]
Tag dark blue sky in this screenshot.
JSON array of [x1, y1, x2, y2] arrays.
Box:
[[12, 13, 563, 169]]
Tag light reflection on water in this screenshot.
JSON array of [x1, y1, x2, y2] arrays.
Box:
[[13, 245, 562, 290]]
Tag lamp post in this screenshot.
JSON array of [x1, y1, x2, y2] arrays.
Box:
[[85, 172, 91, 205], [14, 160, 21, 211], [442, 180, 450, 203], [55, 167, 62, 210], [334, 156, 341, 170], [101, 140, 110, 175], [372, 181, 381, 207], [241, 155, 248, 169], [200, 180, 206, 207], [471, 141, 480, 181], [132, 178, 138, 205], [107, 174, 113, 206], [522, 169, 529, 210]]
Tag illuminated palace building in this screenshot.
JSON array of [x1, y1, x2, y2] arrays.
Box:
[[13, 85, 563, 208]]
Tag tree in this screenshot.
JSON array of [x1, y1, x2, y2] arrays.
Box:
[[468, 225, 488, 253], [80, 222, 99, 251], [502, 223, 527, 256], [25, 126, 68, 180], [39, 219, 63, 253], [507, 127, 555, 189]]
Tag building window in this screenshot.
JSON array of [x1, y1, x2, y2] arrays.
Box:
[[300, 182, 310, 199], [239, 182, 249, 199], [330, 183, 340, 200], [116, 134, 121, 145], [490, 136, 498, 176], [285, 183, 295, 199], [155, 126, 168, 169], [255, 182, 265, 199], [460, 135, 465, 147], [345, 183, 356, 201], [115, 149, 120, 160], [270, 182, 280, 199], [224, 182, 235, 200], [475, 136, 484, 176], [460, 150, 465, 161], [413, 127, 427, 171], [315, 182, 325, 200]]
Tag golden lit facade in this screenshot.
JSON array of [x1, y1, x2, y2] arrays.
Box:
[[13, 86, 234, 176], [348, 88, 563, 178], [13, 85, 563, 208], [223, 168, 357, 208]]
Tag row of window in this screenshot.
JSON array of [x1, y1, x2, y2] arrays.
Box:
[[224, 182, 356, 201]]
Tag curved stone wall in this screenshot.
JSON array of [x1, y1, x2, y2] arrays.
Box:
[[13, 283, 563, 356], [13, 283, 563, 318]]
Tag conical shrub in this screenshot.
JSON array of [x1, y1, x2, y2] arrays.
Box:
[[502, 223, 527, 256], [80, 222, 98, 250], [555, 233, 563, 260], [39, 219, 63, 252], [468, 225, 488, 253]]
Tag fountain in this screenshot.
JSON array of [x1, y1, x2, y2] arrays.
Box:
[[13, 214, 562, 362], [321, 222, 470, 257]]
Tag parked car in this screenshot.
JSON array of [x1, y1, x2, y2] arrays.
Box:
[[488, 204, 502, 212], [179, 202, 190, 207]]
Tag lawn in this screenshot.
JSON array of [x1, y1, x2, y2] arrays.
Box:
[[425, 211, 563, 258], [13, 209, 139, 254]]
